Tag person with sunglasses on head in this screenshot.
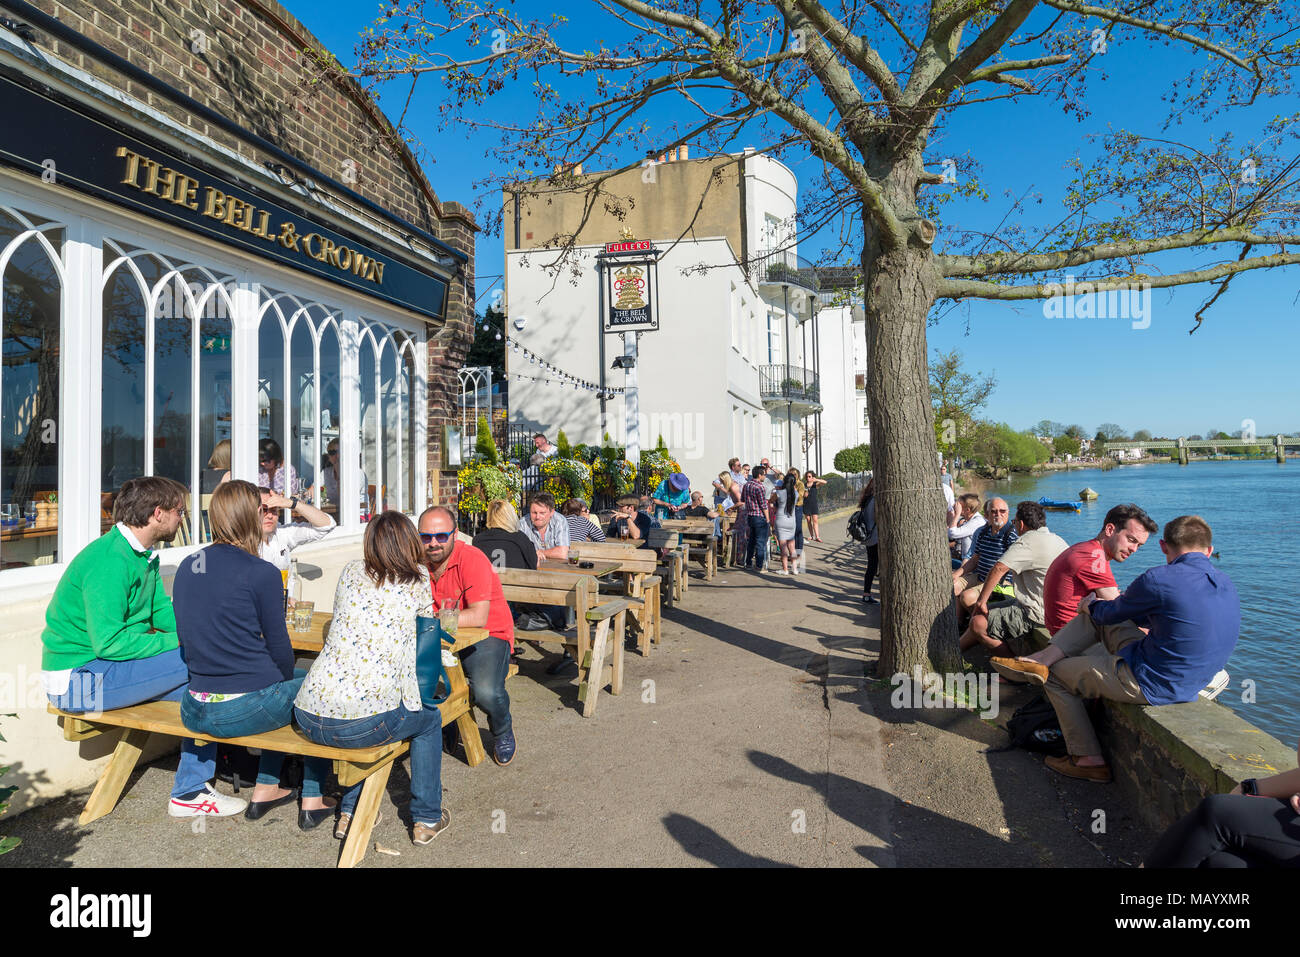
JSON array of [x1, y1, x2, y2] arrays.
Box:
[[41, 477, 242, 818], [257, 438, 298, 499], [295, 511, 449, 845], [174, 480, 336, 829], [419, 506, 517, 767]]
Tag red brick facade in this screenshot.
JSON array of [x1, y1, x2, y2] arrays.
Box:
[[30, 0, 475, 504]]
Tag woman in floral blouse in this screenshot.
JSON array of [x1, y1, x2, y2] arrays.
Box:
[[294, 511, 449, 846]]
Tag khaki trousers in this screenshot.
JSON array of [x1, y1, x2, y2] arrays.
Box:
[[1043, 608, 1149, 758]]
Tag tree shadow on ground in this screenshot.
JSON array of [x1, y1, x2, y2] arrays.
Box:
[[661, 812, 795, 867]]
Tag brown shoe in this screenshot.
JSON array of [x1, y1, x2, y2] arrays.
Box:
[[1045, 754, 1112, 782], [990, 656, 1049, 687], [334, 810, 382, 840], [412, 809, 451, 846]]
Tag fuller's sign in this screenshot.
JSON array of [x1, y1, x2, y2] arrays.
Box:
[[600, 241, 659, 332]]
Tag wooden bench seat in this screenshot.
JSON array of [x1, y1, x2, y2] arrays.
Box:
[[496, 567, 631, 716], [49, 629, 495, 869], [568, 542, 662, 655]]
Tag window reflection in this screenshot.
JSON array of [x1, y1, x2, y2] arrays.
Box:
[[359, 331, 378, 521], [1, 214, 62, 569]]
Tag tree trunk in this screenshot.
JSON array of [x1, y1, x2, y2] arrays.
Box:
[[862, 220, 961, 678]]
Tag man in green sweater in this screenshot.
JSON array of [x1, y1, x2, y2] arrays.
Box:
[[42, 476, 246, 818]]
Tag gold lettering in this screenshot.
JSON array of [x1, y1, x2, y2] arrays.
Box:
[[152, 166, 177, 202], [278, 223, 298, 250], [115, 146, 143, 187], [174, 175, 200, 210], [334, 246, 352, 271], [301, 233, 326, 261], [223, 196, 250, 231], [370, 260, 385, 285], [138, 156, 161, 196], [203, 187, 228, 221], [252, 210, 272, 239], [320, 237, 338, 267], [351, 253, 372, 278]]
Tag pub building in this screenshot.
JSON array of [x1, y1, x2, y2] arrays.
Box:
[[0, 0, 476, 811]]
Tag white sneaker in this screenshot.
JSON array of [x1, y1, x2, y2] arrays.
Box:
[[776, 568, 790, 576], [168, 782, 248, 818], [1199, 670, 1230, 701]]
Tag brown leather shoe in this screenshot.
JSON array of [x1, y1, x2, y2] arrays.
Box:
[[412, 809, 451, 846], [991, 656, 1049, 687], [1045, 754, 1112, 782], [334, 810, 382, 840]]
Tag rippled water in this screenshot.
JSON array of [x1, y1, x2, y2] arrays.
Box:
[[985, 460, 1299, 747]]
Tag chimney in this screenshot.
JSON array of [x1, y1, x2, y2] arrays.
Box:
[[574, 164, 583, 175], [679, 144, 689, 160], [668, 146, 678, 162]]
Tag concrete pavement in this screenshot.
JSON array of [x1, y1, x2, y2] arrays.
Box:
[[1, 513, 1154, 867]]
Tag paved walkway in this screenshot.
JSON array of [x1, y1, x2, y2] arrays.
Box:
[[2, 513, 1154, 867]]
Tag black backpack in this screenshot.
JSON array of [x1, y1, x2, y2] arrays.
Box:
[[1003, 693, 1067, 756], [847, 509, 868, 542]]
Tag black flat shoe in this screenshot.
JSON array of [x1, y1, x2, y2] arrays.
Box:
[[545, 653, 578, 676], [244, 789, 298, 821], [298, 798, 338, 831]]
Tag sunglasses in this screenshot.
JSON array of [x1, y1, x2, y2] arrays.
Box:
[[419, 531, 453, 544], [259, 505, 278, 515]]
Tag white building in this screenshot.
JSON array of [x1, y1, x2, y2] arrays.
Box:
[[504, 149, 861, 482]]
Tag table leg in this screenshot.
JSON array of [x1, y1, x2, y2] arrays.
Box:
[[445, 663, 486, 767], [578, 617, 610, 718], [610, 609, 626, 695], [338, 760, 394, 868], [79, 727, 151, 825]]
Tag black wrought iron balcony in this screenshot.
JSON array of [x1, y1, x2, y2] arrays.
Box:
[[752, 248, 821, 293], [759, 364, 821, 404]]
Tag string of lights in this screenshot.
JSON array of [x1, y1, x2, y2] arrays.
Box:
[[505, 335, 624, 399]]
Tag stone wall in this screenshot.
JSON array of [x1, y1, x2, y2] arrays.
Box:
[[1097, 697, 1296, 833]]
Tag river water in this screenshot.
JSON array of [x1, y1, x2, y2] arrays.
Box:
[[984, 459, 1298, 747]]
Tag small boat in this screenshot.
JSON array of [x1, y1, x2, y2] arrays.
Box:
[[1039, 496, 1082, 512], [1078, 487, 1098, 501]]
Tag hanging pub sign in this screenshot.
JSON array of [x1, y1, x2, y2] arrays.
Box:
[[600, 240, 659, 332]]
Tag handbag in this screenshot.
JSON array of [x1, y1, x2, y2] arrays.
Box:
[[415, 614, 455, 707]]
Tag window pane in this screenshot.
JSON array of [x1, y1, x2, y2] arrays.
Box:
[[318, 322, 342, 515], [290, 318, 314, 501], [257, 303, 286, 490], [197, 279, 233, 542], [1, 220, 62, 569], [381, 342, 399, 513], [359, 333, 378, 521], [102, 250, 161, 509], [153, 274, 192, 502]]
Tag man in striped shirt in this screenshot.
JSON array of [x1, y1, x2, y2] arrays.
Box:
[[561, 498, 606, 543], [952, 497, 1018, 624]]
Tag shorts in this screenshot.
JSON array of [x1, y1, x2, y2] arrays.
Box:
[[986, 600, 1051, 657]]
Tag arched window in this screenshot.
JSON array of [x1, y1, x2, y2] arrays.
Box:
[[102, 242, 236, 544], [0, 207, 63, 570]]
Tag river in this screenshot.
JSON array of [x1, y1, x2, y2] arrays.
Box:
[[983, 459, 1298, 747]]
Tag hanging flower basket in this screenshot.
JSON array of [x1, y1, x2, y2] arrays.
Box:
[[540, 457, 593, 501], [457, 461, 523, 515]]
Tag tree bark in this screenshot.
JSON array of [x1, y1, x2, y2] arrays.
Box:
[[862, 197, 961, 678]]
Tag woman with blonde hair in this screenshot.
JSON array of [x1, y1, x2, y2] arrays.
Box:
[[201, 439, 232, 493], [173, 479, 335, 829]]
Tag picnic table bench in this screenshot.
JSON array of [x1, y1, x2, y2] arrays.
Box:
[[49, 624, 492, 868], [660, 518, 718, 580], [567, 540, 663, 655], [495, 567, 631, 716]]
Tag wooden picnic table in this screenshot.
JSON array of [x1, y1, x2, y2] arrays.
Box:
[[287, 610, 489, 656], [537, 558, 623, 579]]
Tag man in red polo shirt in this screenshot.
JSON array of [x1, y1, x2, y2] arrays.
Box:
[[419, 506, 516, 766], [1040, 503, 1157, 634]]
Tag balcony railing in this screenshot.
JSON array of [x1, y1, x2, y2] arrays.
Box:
[[751, 247, 821, 293], [759, 364, 820, 404]]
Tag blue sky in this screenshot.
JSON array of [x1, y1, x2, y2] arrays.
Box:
[[289, 2, 1299, 439]]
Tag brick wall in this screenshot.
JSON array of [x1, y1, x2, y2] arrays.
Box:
[[30, 0, 476, 505]]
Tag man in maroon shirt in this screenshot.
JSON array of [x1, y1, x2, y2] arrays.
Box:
[[1040, 503, 1157, 634], [419, 506, 517, 766]]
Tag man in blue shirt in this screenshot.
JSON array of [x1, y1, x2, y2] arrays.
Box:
[[998, 514, 1239, 782], [952, 497, 1017, 625]]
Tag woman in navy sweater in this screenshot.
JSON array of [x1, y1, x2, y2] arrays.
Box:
[[174, 480, 334, 829]]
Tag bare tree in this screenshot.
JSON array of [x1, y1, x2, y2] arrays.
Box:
[[333, 0, 1300, 674]]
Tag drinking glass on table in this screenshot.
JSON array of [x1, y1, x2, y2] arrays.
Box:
[[293, 600, 315, 632], [438, 598, 459, 637], [25, 501, 37, 525]]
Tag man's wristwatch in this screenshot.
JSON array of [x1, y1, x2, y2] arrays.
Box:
[[1240, 778, 1259, 796], [289, 497, 299, 511]]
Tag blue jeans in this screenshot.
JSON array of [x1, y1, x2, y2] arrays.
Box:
[[294, 704, 443, 823], [460, 636, 512, 738], [746, 515, 770, 568], [180, 670, 328, 799], [48, 647, 215, 799]]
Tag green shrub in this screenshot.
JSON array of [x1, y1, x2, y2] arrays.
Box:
[[457, 461, 523, 515], [556, 430, 572, 458], [833, 444, 871, 474], [821, 472, 848, 502], [473, 415, 499, 465]]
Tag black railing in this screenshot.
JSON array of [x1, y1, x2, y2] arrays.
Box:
[[752, 248, 821, 292], [759, 364, 821, 403]]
